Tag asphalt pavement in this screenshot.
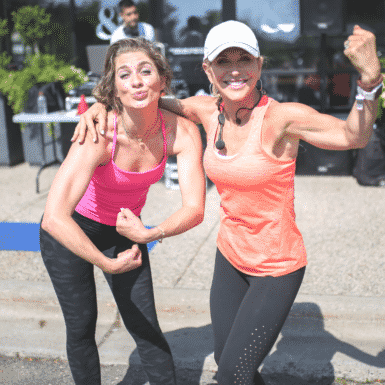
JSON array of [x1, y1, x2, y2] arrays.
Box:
[[1, 162, 385, 384]]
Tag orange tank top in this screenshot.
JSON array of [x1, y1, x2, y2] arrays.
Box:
[[203, 96, 307, 277]]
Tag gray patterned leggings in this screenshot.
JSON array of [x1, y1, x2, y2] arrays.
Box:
[[210, 249, 305, 385], [39, 211, 176, 385]]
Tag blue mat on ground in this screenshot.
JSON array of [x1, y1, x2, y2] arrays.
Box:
[[0, 223, 158, 252]]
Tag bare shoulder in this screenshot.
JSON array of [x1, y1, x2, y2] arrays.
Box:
[[160, 108, 199, 136], [264, 100, 346, 146], [160, 109, 202, 156], [265, 100, 319, 126], [266, 99, 315, 117]]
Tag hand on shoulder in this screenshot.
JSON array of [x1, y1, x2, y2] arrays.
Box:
[[76, 111, 113, 149], [68, 110, 114, 165]]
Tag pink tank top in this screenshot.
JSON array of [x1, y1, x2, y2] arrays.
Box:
[[75, 112, 168, 226], [203, 96, 307, 277]]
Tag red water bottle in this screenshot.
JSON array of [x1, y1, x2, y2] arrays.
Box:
[[77, 94, 89, 115]]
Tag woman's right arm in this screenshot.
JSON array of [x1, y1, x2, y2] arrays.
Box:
[[71, 96, 216, 143], [42, 130, 141, 274]]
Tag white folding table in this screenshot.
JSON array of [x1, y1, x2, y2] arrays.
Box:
[[13, 110, 81, 193]]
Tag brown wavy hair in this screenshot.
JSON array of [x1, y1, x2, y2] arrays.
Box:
[[93, 38, 173, 113]]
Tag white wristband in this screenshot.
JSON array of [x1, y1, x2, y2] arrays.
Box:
[[355, 94, 365, 111], [356, 82, 383, 101]]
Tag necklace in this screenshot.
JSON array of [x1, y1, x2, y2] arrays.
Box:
[[215, 91, 263, 150], [121, 113, 160, 143]]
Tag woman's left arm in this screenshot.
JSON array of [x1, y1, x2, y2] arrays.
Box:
[[117, 115, 205, 243], [285, 25, 382, 150]]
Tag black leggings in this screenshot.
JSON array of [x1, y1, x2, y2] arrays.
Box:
[[210, 249, 305, 385], [39, 212, 176, 385]]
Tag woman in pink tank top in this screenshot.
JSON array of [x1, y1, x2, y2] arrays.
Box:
[[74, 22, 382, 385], [40, 38, 205, 385]]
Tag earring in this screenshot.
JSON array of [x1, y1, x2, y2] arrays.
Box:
[[256, 79, 262, 91], [210, 83, 219, 97], [209, 83, 214, 96]]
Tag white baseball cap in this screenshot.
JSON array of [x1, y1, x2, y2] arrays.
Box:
[[203, 20, 260, 62]]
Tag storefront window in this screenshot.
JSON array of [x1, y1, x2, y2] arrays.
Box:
[[237, 0, 300, 43], [165, 0, 221, 46]]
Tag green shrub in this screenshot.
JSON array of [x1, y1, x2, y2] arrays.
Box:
[[0, 18, 8, 39], [0, 6, 88, 115], [12, 5, 52, 53], [0, 53, 88, 114], [0, 19, 12, 70]]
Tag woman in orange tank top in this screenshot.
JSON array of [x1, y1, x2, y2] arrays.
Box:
[[74, 21, 382, 385]]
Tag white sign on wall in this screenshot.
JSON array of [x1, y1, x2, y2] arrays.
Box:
[[96, 7, 118, 40]]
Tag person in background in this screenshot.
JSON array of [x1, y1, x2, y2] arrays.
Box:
[[180, 16, 205, 47], [40, 38, 205, 385], [72, 21, 382, 384], [110, 0, 155, 44]]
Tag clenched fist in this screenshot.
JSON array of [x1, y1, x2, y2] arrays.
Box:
[[344, 25, 381, 85], [104, 243, 142, 274], [116, 208, 148, 243]]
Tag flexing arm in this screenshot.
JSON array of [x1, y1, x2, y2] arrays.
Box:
[[42, 131, 142, 274], [341, 25, 382, 147], [284, 25, 381, 150], [116, 113, 206, 243]]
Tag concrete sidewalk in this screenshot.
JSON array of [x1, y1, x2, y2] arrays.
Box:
[[1, 163, 385, 384]]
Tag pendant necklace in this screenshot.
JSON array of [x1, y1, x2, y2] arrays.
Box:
[[121, 113, 160, 144]]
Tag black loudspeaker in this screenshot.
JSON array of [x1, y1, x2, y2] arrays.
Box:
[[295, 112, 354, 176], [296, 141, 354, 175], [301, 0, 346, 36], [353, 125, 385, 186]]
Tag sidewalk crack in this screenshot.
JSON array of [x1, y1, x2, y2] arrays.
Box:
[[97, 310, 121, 348], [172, 218, 219, 288]]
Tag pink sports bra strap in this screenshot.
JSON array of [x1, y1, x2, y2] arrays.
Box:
[[112, 113, 118, 160], [160, 111, 167, 155]]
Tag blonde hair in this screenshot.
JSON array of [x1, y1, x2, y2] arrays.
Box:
[[93, 38, 173, 113]]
